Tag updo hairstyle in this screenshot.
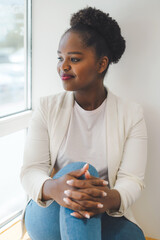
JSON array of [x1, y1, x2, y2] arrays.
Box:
[[64, 7, 126, 75]]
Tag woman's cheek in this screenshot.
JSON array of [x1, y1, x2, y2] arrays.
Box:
[[57, 63, 60, 73]]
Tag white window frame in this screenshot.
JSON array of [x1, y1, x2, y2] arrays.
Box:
[[0, 0, 32, 231], [0, 0, 32, 136]]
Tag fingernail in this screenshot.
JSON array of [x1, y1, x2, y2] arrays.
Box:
[[64, 190, 71, 196], [66, 180, 74, 185], [103, 180, 108, 185], [85, 170, 91, 179], [70, 213, 76, 217], [82, 163, 88, 170], [85, 213, 90, 219], [86, 170, 90, 175], [102, 191, 107, 197], [97, 203, 103, 208], [63, 198, 69, 204]]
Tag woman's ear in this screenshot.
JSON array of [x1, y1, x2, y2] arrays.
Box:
[[97, 56, 109, 73]]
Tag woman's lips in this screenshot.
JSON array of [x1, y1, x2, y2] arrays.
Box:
[[62, 76, 73, 80], [61, 75, 74, 80]]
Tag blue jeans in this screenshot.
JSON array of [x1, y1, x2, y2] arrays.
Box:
[[25, 162, 145, 240]]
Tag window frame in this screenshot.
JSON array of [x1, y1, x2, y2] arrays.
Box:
[[0, 0, 32, 231], [0, 0, 32, 137], [0, 0, 32, 120]]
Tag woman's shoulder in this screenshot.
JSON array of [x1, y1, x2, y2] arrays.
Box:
[[38, 91, 73, 111], [108, 88, 145, 122]]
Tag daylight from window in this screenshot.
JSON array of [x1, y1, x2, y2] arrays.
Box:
[[0, 0, 27, 117], [0, 130, 27, 226], [0, 0, 31, 229]]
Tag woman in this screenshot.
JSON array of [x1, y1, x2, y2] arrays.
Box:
[[20, 7, 147, 240]]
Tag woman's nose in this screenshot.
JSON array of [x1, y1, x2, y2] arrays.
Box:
[[60, 61, 71, 72]]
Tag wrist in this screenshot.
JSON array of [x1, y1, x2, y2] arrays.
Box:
[[108, 189, 121, 211], [42, 178, 57, 201]]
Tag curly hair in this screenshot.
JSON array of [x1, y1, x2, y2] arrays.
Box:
[[64, 7, 126, 74]]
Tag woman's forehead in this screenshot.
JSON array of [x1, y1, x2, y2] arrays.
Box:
[[58, 31, 96, 56], [58, 32, 84, 51]]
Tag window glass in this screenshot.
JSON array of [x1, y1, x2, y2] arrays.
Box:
[[0, 129, 27, 226], [0, 0, 31, 118]]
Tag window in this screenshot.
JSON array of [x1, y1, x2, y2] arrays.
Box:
[[0, 0, 32, 118], [0, 130, 27, 228], [0, 0, 32, 230]]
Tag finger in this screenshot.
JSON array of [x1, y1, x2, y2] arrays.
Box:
[[70, 211, 84, 219], [72, 211, 91, 219], [64, 189, 93, 200], [84, 173, 100, 180], [78, 211, 92, 219], [66, 179, 91, 188], [68, 163, 89, 178], [85, 174, 109, 187], [73, 199, 104, 210], [66, 178, 108, 188], [64, 189, 107, 199], [63, 197, 86, 211], [78, 211, 98, 218], [78, 188, 107, 198], [85, 170, 91, 179], [87, 178, 108, 186], [84, 211, 97, 218]]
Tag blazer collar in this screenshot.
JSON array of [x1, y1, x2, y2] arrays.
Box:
[[51, 88, 121, 187], [105, 88, 121, 187]]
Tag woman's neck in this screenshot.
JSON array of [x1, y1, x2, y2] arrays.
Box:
[[73, 85, 107, 111]]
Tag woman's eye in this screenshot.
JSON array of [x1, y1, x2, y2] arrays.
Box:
[[71, 58, 80, 62], [57, 57, 63, 61], [57, 57, 80, 62]]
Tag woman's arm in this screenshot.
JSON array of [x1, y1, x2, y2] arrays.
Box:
[[111, 104, 147, 216], [20, 98, 53, 207]]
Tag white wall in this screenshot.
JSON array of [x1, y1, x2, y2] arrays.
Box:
[[32, 0, 160, 238]]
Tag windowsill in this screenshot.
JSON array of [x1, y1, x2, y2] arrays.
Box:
[[0, 110, 33, 137], [0, 219, 30, 240]]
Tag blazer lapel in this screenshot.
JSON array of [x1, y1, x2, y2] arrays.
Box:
[[50, 92, 74, 176], [106, 89, 122, 187]]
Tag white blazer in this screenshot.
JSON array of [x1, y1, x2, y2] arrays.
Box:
[[20, 88, 147, 235]]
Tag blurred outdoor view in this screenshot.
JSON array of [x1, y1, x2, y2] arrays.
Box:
[[0, 0, 28, 227], [0, 0, 27, 117]]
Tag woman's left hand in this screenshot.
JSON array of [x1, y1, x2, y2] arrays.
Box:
[[71, 185, 111, 219], [64, 171, 121, 219]]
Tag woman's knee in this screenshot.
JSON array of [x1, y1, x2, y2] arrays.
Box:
[[25, 200, 61, 240], [53, 162, 99, 179]]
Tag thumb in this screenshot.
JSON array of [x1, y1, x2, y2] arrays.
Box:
[[85, 170, 91, 179], [69, 163, 89, 178]]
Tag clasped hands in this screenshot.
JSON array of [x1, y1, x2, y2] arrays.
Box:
[[54, 163, 112, 219]]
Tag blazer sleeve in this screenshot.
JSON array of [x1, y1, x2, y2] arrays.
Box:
[[107, 104, 147, 216], [20, 98, 54, 207]]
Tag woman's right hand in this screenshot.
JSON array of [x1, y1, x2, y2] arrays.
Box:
[[51, 167, 89, 211], [42, 164, 89, 210], [42, 164, 107, 213]]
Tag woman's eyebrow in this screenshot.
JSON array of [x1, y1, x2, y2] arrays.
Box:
[[57, 50, 83, 55]]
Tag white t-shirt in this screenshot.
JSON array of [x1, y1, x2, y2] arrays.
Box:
[[55, 98, 108, 180]]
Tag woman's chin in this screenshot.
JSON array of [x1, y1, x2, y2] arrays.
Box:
[[62, 83, 76, 92]]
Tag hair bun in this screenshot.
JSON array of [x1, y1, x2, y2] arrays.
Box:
[[70, 7, 125, 63]]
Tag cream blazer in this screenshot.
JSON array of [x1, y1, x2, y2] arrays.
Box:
[[20, 88, 147, 236]]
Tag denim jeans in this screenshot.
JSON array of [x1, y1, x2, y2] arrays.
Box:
[[25, 162, 145, 240]]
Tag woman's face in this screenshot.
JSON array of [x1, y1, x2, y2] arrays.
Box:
[[57, 31, 102, 92]]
